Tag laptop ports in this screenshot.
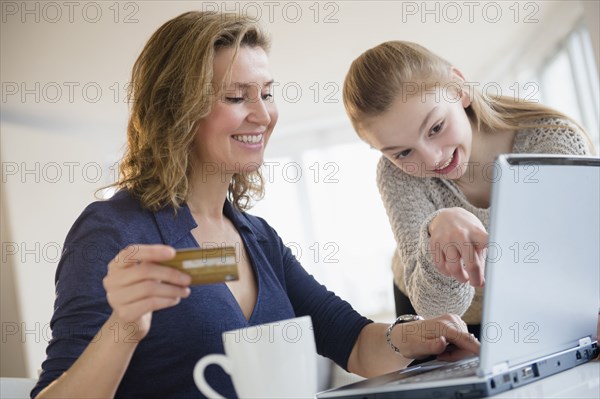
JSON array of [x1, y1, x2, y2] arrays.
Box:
[[521, 366, 534, 380]]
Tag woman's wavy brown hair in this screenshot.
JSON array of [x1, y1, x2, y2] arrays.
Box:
[[113, 11, 270, 212], [343, 41, 594, 152]]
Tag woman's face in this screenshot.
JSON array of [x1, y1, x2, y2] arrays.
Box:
[[193, 46, 278, 176], [362, 86, 473, 180]]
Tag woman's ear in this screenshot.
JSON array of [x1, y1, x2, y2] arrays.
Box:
[[450, 66, 471, 109]]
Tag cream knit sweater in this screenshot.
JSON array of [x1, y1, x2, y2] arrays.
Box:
[[377, 118, 592, 324]]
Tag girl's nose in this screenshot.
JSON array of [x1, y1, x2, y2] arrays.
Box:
[[420, 146, 444, 170]]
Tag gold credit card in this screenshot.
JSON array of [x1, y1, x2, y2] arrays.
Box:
[[159, 247, 239, 285]]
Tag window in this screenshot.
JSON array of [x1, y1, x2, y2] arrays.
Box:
[[250, 137, 396, 318], [497, 23, 598, 151], [538, 24, 599, 151]]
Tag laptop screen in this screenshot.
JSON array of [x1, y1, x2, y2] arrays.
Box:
[[480, 155, 600, 373]]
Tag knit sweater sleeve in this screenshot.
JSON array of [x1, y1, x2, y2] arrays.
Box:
[[514, 117, 593, 155], [376, 157, 474, 318]]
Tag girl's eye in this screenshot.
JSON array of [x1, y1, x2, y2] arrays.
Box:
[[225, 97, 244, 104], [262, 93, 273, 101], [430, 121, 444, 135], [393, 149, 412, 160]]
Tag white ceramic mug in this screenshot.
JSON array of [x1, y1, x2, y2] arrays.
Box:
[[193, 316, 318, 398]]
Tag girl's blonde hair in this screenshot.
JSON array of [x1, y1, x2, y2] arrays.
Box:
[[343, 41, 594, 151], [112, 11, 270, 212]]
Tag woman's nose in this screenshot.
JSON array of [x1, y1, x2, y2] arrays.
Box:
[[247, 96, 271, 126]]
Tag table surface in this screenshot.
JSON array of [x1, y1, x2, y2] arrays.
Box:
[[491, 359, 599, 398], [325, 357, 599, 398]]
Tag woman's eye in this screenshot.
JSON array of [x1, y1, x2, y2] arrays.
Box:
[[431, 121, 444, 135], [225, 97, 244, 104], [262, 93, 273, 101], [393, 149, 412, 160]]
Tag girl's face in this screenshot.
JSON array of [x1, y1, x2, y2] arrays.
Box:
[[362, 86, 473, 180], [193, 46, 278, 176]]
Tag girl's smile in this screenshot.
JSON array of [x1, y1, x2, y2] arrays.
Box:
[[362, 84, 473, 181]]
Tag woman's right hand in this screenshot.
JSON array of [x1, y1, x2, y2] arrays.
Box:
[[103, 244, 191, 342], [427, 208, 488, 287]]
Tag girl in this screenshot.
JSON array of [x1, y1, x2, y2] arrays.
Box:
[[343, 40, 595, 337]]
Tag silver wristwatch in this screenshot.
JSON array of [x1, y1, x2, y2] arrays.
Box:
[[386, 314, 424, 353]]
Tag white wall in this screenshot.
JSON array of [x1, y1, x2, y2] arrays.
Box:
[[1, 189, 27, 377], [1, 123, 123, 377]]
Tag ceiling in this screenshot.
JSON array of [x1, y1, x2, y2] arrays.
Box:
[[1, 1, 582, 146]]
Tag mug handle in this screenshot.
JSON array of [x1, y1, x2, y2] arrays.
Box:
[[193, 354, 232, 399]]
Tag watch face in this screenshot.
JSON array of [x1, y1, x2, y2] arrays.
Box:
[[399, 314, 422, 323]]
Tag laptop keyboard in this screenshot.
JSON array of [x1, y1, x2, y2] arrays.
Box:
[[397, 358, 480, 383]]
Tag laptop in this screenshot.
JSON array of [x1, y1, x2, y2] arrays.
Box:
[[317, 154, 600, 399]]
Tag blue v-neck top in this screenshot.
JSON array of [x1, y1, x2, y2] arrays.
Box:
[[32, 190, 372, 398]]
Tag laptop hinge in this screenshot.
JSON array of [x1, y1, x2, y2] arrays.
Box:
[[492, 362, 509, 374], [578, 336, 592, 347]]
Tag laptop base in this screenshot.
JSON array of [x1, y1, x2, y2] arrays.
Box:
[[317, 340, 598, 398]]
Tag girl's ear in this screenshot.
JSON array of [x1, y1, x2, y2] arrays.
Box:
[[449, 66, 471, 109], [450, 66, 466, 82], [459, 87, 472, 109]]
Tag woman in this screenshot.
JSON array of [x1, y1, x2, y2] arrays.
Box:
[[342, 41, 595, 338], [32, 12, 478, 399]]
